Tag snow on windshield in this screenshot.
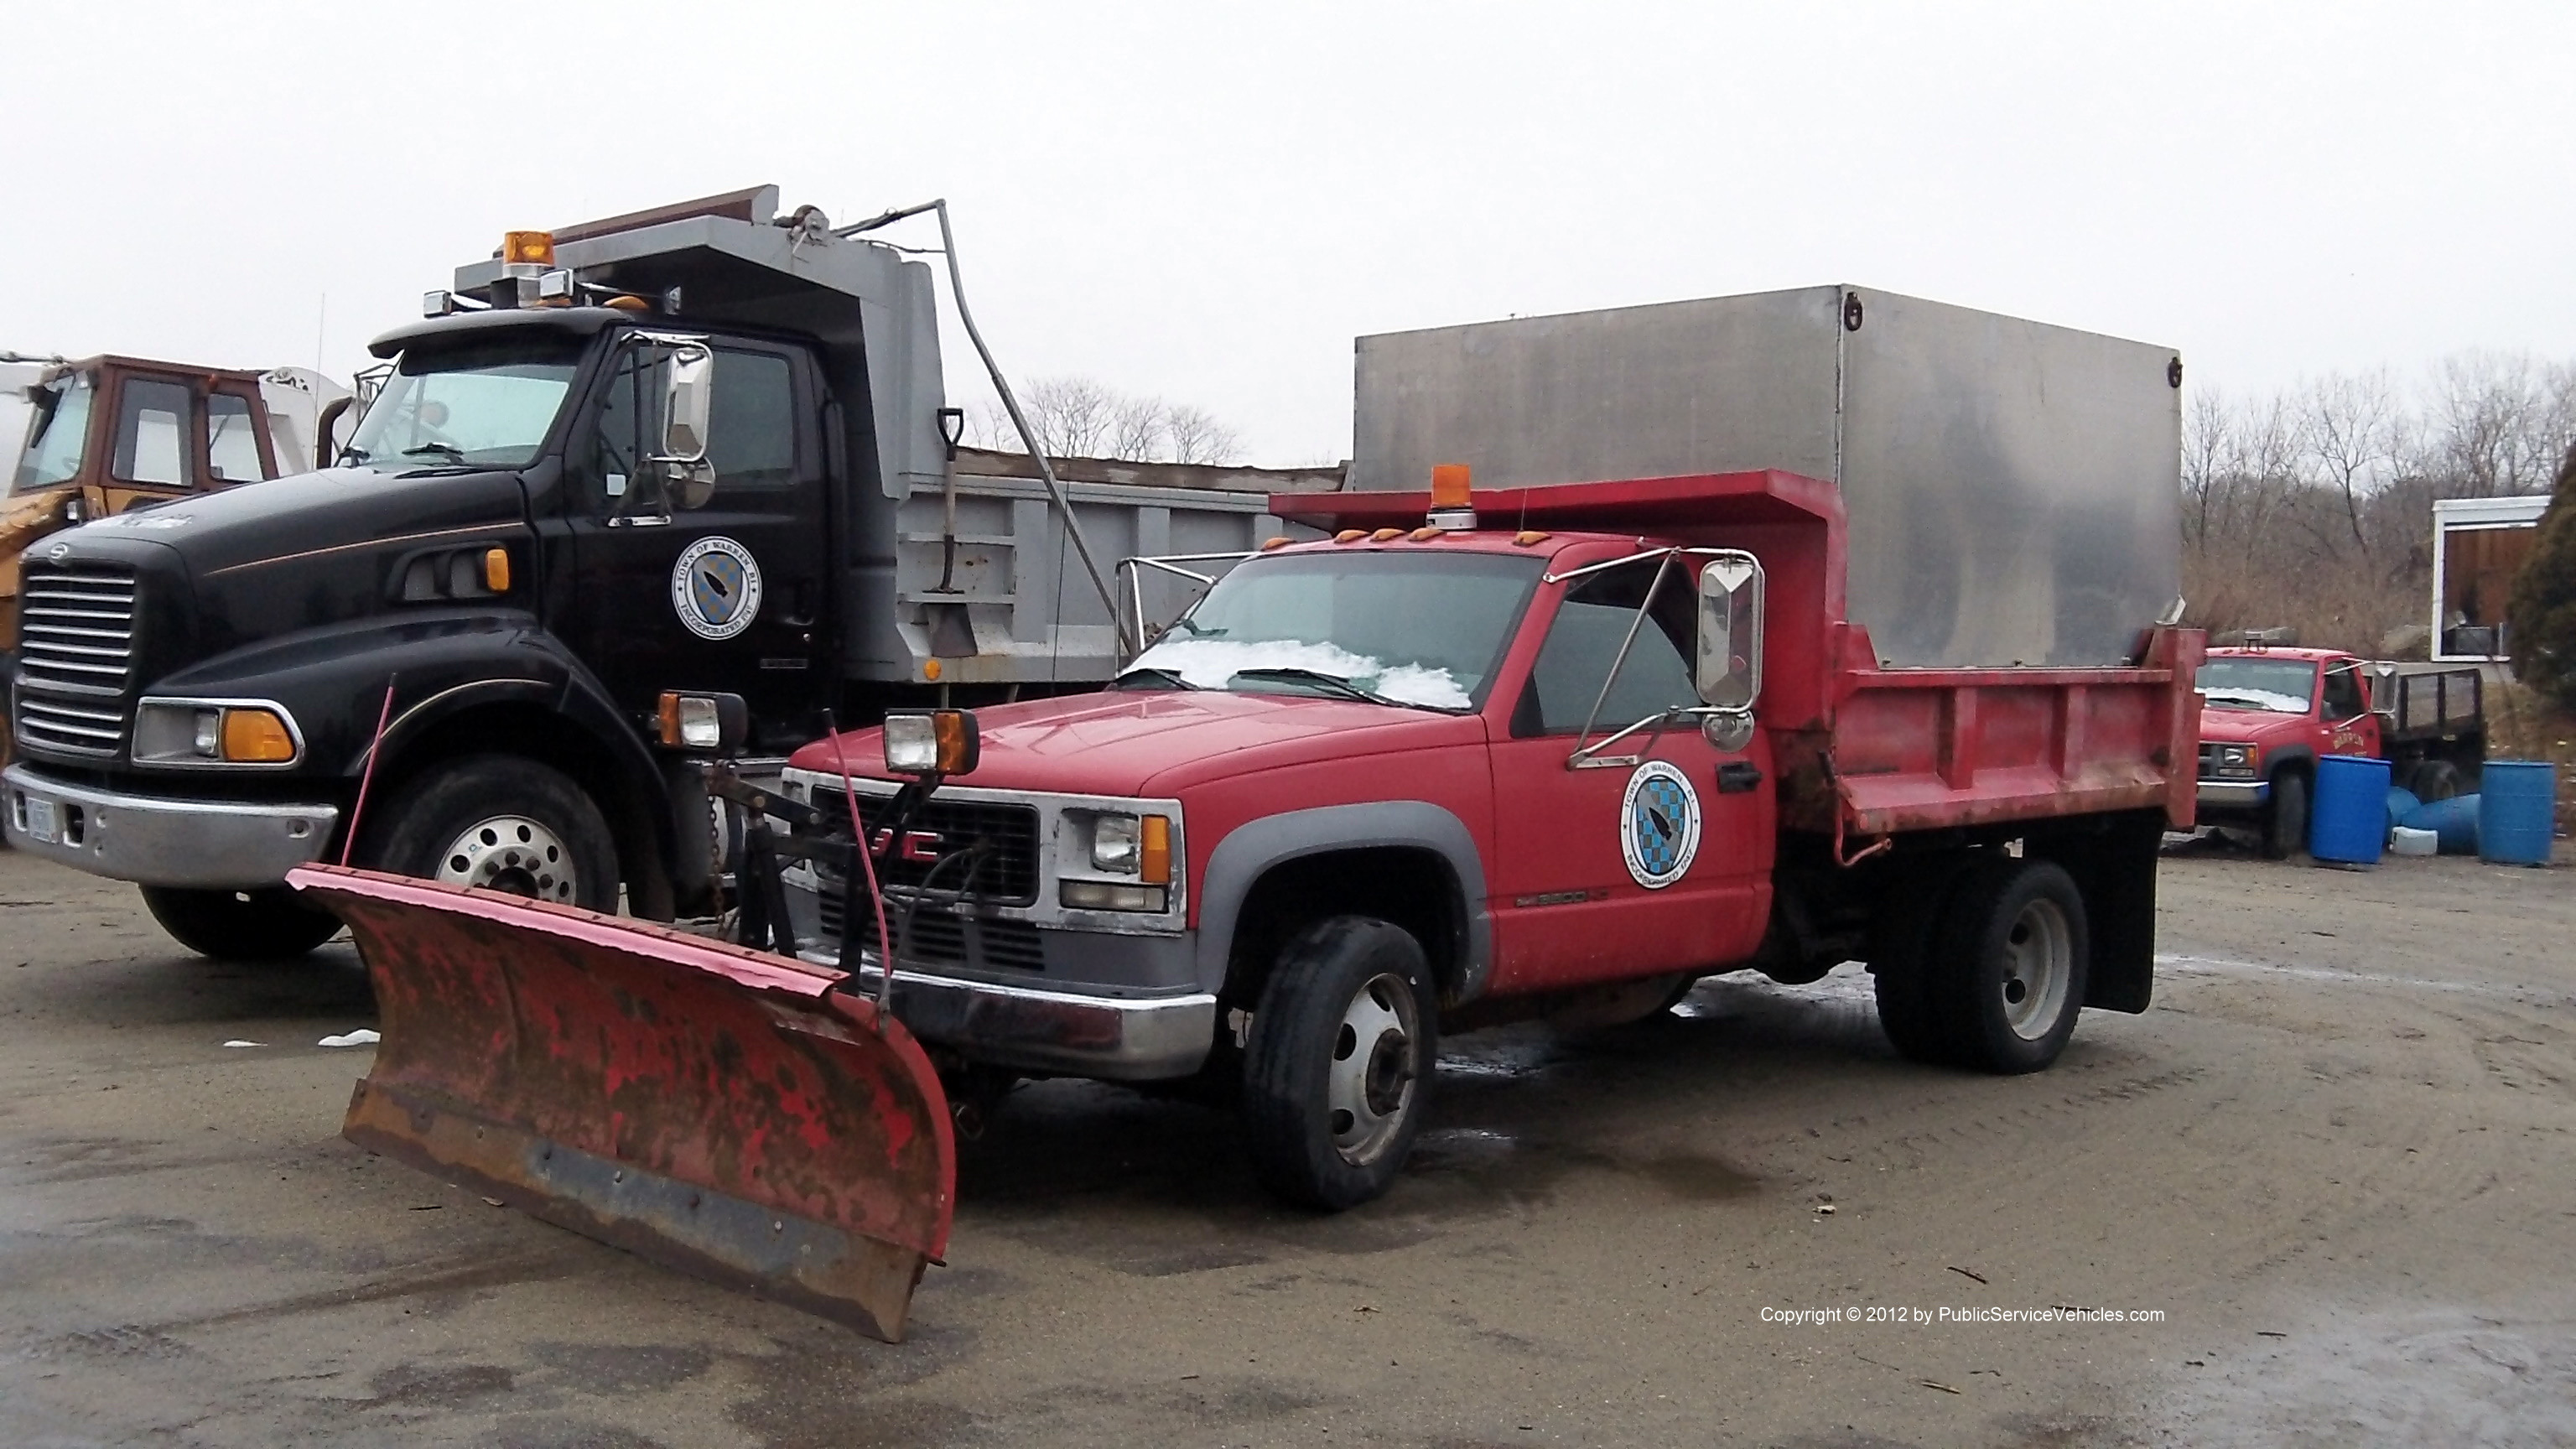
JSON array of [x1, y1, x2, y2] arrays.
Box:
[[1124, 637, 1474, 709], [2199, 686, 2314, 714]]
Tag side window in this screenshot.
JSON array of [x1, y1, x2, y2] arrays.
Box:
[[1520, 567, 1698, 735], [706, 350, 797, 489], [205, 393, 266, 482], [2321, 667, 2366, 720], [589, 345, 797, 510], [112, 379, 191, 486]]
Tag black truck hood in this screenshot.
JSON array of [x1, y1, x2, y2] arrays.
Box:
[[64, 465, 529, 580], [39, 465, 536, 676]]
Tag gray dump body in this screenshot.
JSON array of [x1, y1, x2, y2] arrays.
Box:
[[454, 188, 1281, 687], [1351, 286, 2182, 669]]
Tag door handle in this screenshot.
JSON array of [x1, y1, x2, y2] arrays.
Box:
[[1716, 761, 1764, 794]]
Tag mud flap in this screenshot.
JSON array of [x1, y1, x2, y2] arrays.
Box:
[[287, 864, 953, 1341]]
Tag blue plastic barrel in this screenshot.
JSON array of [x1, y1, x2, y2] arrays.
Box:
[[2401, 794, 2480, 854], [2310, 756, 2392, 865], [2386, 786, 2421, 832], [2479, 761, 2559, 865]]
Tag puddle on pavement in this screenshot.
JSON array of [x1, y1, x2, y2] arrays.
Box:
[[2155, 1306, 2576, 1446]]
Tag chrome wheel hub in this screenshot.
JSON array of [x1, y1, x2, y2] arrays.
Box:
[[1327, 971, 1420, 1166], [436, 815, 577, 903]]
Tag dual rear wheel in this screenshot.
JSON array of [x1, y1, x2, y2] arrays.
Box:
[[1872, 856, 2090, 1074]]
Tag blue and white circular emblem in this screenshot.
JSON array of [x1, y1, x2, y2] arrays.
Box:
[[1620, 760, 1701, 890], [670, 536, 764, 641]]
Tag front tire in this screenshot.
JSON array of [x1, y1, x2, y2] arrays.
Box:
[[1929, 859, 2090, 1074], [1239, 917, 1436, 1210], [364, 756, 618, 912], [142, 886, 342, 960], [2261, 771, 2309, 861]]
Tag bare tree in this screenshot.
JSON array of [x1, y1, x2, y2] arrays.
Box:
[[2300, 368, 2403, 558], [1109, 394, 1167, 461], [1163, 404, 1244, 465], [963, 375, 1248, 465]]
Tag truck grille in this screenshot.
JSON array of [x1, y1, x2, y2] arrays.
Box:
[[13, 567, 139, 759], [815, 886, 1048, 974], [849, 795, 1043, 905]]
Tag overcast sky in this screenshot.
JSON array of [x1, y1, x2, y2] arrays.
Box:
[[10, 1, 2572, 465]]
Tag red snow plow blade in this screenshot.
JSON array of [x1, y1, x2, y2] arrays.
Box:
[[288, 864, 953, 1341]]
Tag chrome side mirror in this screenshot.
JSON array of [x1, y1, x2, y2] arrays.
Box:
[[653, 343, 716, 510], [1696, 553, 1764, 713]]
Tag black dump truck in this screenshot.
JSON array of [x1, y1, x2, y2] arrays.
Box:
[[3, 186, 1280, 956]]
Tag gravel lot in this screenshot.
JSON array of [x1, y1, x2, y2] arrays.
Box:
[[1, 843, 2570, 1447]]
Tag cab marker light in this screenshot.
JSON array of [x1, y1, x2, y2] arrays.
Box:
[[1259, 536, 1292, 551], [1409, 526, 1445, 542], [1369, 527, 1405, 543], [1514, 530, 1551, 547], [1334, 529, 1368, 544]]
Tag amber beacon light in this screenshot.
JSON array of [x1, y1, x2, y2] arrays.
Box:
[[1428, 463, 1476, 530]]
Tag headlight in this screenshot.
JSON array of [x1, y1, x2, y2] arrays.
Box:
[[2209, 744, 2260, 779], [132, 700, 300, 766], [1091, 813, 1142, 874], [882, 709, 979, 776]]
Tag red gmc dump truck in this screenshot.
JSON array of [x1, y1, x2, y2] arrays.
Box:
[[293, 286, 2200, 1339]]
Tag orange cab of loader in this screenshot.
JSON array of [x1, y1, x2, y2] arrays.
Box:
[[2, 355, 350, 759]]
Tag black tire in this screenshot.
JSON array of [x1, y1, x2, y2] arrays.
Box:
[[1927, 859, 2090, 1074], [363, 756, 618, 911], [1869, 856, 1973, 1066], [142, 885, 342, 960], [2407, 760, 2461, 804], [1239, 916, 1437, 1210], [2261, 771, 2309, 861]]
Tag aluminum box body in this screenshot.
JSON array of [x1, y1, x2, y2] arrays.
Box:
[[1352, 286, 2182, 668]]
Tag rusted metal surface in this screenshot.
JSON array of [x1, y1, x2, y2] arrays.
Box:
[[288, 865, 954, 1341]]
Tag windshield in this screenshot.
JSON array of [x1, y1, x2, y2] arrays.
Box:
[[1120, 551, 1544, 709], [344, 337, 581, 471], [2197, 657, 2317, 714], [12, 373, 93, 492]]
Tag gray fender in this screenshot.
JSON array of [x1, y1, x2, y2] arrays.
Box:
[[1192, 801, 1493, 1000]]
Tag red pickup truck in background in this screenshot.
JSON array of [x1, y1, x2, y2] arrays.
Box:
[[2194, 644, 2486, 857]]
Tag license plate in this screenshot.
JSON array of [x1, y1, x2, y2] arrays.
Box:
[[23, 795, 59, 844]]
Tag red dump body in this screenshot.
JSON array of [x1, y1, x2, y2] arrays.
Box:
[[1275, 470, 2205, 845]]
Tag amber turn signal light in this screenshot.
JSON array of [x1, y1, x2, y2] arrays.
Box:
[[483, 548, 511, 592], [1139, 814, 1172, 885], [221, 709, 297, 763]]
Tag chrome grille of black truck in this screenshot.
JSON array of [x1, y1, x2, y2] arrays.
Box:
[[13, 567, 138, 760]]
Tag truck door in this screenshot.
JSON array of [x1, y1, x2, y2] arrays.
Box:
[[2320, 661, 2378, 758], [558, 336, 833, 749], [1484, 562, 1774, 993]]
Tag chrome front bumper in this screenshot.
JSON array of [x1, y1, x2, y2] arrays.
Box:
[[2195, 779, 2270, 810], [3, 764, 339, 888], [799, 948, 1217, 1082]]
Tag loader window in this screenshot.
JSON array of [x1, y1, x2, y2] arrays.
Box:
[[1520, 564, 1698, 735], [112, 379, 190, 486], [205, 394, 266, 482], [12, 373, 93, 491]]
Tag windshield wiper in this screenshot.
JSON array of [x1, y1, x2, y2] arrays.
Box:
[[2203, 691, 2285, 709], [1228, 667, 1407, 707], [1113, 667, 1202, 692], [401, 443, 465, 462]]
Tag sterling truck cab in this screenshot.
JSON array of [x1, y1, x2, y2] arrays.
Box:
[[3, 187, 1271, 956], [2194, 644, 2485, 857]]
